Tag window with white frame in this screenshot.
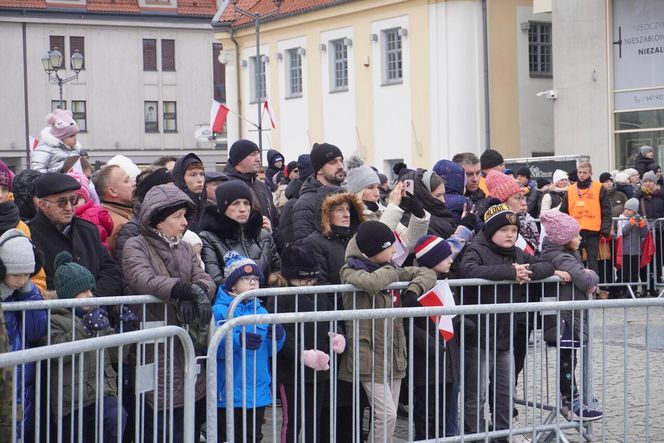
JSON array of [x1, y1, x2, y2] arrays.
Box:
[[250, 56, 267, 103], [330, 39, 348, 91], [382, 28, 403, 84], [286, 48, 303, 97], [528, 22, 552, 77]]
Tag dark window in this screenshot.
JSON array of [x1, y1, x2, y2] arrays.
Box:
[[162, 39, 175, 71], [49, 35, 65, 69], [163, 101, 177, 132], [72, 101, 87, 132], [69, 36, 85, 70], [528, 22, 552, 77], [145, 101, 158, 132], [143, 39, 157, 71], [212, 43, 226, 103]]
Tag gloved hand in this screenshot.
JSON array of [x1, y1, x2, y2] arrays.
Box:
[[115, 306, 139, 333], [302, 350, 330, 371], [399, 196, 425, 219], [177, 299, 197, 325], [459, 214, 478, 232], [241, 331, 263, 350], [81, 308, 111, 334], [194, 294, 212, 327], [401, 290, 420, 308], [329, 332, 346, 354], [267, 324, 285, 341], [170, 282, 196, 301]]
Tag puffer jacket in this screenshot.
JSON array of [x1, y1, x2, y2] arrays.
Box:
[[292, 176, 342, 242], [122, 183, 215, 409], [433, 159, 471, 224], [223, 163, 278, 228], [213, 285, 285, 407], [1, 282, 47, 432], [49, 308, 119, 418], [540, 187, 568, 213], [338, 237, 436, 383], [459, 231, 554, 351], [30, 126, 82, 173], [74, 199, 114, 252], [199, 206, 280, 287], [172, 153, 208, 233], [634, 154, 657, 177], [274, 179, 303, 250], [540, 240, 598, 344], [400, 169, 457, 239]]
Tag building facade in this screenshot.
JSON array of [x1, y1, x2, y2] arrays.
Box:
[[0, 0, 224, 170]]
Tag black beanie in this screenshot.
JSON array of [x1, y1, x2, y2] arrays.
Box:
[[480, 149, 504, 170], [281, 243, 320, 280], [229, 139, 259, 166], [285, 161, 298, 176], [311, 143, 343, 173], [150, 202, 190, 228], [215, 180, 254, 214], [355, 221, 395, 258], [516, 166, 531, 180], [137, 168, 173, 202], [483, 204, 519, 240], [599, 172, 612, 183]]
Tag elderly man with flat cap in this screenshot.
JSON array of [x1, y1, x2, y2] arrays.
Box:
[[28, 172, 122, 297]]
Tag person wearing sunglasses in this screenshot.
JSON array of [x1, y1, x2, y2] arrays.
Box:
[[28, 172, 122, 298]]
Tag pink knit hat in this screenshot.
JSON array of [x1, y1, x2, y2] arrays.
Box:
[[46, 109, 79, 140], [68, 171, 90, 202], [539, 210, 580, 246], [485, 170, 522, 202]]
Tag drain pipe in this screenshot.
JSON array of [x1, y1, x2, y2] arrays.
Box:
[[22, 22, 31, 167], [230, 29, 242, 137], [481, 0, 491, 150]]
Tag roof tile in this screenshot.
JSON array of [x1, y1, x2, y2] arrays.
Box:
[[217, 0, 341, 27], [177, 0, 216, 15], [86, 0, 140, 13], [0, 0, 46, 8]]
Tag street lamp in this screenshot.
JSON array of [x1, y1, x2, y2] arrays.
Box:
[[230, 0, 283, 161], [42, 47, 84, 109]]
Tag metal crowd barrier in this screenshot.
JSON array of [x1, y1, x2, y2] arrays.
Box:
[[204, 278, 664, 443]]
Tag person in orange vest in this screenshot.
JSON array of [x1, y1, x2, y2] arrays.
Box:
[[479, 149, 506, 197], [559, 162, 612, 274]]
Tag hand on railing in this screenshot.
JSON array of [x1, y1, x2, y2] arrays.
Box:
[[81, 307, 111, 335], [554, 270, 572, 283], [302, 349, 330, 370], [329, 332, 346, 354], [513, 263, 532, 284], [195, 293, 212, 326], [115, 306, 139, 333]]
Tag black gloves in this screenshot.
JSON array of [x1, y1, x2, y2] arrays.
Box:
[[175, 283, 211, 326], [171, 282, 196, 301], [400, 196, 425, 219], [195, 293, 212, 327], [459, 214, 478, 232], [242, 331, 263, 350], [268, 324, 285, 342], [401, 290, 421, 308], [177, 300, 197, 325], [81, 308, 111, 335]]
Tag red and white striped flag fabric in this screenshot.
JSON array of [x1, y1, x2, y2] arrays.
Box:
[[392, 232, 408, 266], [417, 280, 456, 342], [210, 101, 230, 133], [263, 100, 276, 129], [29, 136, 39, 151]]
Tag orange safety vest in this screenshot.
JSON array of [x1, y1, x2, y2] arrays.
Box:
[[567, 181, 602, 231]]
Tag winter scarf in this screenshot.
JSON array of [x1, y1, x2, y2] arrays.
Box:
[[0, 202, 19, 232]]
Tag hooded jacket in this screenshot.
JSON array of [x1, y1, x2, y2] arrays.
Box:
[[199, 206, 280, 287], [433, 159, 471, 224], [274, 179, 303, 251], [302, 191, 365, 285], [74, 199, 114, 252], [401, 169, 457, 239], [172, 153, 208, 233], [264, 149, 283, 192], [223, 163, 278, 228], [292, 176, 342, 242], [30, 126, 82, 173], [122, 183, 215, 409]]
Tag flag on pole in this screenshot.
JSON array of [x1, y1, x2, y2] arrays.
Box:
[[263, 100, 276, 129], [29, 136, 39, 151], [417, 280, 456, 342], [210, 101, 230, 133]]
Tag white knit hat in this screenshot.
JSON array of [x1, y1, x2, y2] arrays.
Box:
[[552, 169, 568, 186]]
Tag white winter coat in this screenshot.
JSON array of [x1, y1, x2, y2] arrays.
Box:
[[30, 127, 82, 173]]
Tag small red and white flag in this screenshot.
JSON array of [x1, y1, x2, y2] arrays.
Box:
[[29, 136, 39, 151], [392, 232, 409, 266], [263, 100, 276, 129], [417, 280, 456, 342], [515, 234, 535, 256], [210, 101, 230, 133]]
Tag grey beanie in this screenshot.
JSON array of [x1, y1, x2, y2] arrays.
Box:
[[640, 145, 654, 155], [0, 229, 35, 275], [643, 171, 658, 183], [624, 198, 639, 213], [345, 165, 380, 194]]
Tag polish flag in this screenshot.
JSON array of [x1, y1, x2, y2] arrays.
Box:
[[392, 232, 408, 266], [417, 280, 456, 342], [29, 136, 39, 151], [515, 234, 535, 256], [210, 101, 230, 133], [263, 100, 276, 129]]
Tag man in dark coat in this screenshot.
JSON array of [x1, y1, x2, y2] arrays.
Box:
[[452, 152, 489, 217], [633, 145, 657, 177], [223, 139, 278, 228], [264, 149, 284, 192], [28, 173, 122, 297], [291, 143, 345, 242]]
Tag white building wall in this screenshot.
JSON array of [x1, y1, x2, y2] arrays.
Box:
[[370, 16, 411, 168], [428, 0, 486, 162], [276, 36, 309, 161], [241, 43, 271, 154], [516, 6, 554, 156], [320, 27, 355, 154], [0, 23, 29, 163]]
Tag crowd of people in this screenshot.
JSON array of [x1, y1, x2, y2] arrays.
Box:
[[0, 108, 661, 442]]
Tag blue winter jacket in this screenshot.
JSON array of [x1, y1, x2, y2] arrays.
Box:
[[1, 281, 47, 432], [213, 286, 285, 408], [434, 159, 472, 224]]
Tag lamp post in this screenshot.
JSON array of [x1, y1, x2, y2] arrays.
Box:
[[41, 48, 84, 109], [229, 0, 283, 161]]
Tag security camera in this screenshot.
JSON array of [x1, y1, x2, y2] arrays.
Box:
[[536, 89, 557, 100]]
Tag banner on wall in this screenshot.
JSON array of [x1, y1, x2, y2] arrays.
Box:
[[504, 155, 584, 181]]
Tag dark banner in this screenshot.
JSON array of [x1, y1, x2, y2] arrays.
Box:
[[505, 159, 578, 180]]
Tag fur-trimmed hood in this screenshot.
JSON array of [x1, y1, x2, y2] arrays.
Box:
[[38, 126, 81, 150], [319, 191, 365, 237]]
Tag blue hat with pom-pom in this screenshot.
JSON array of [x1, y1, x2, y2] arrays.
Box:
[[223, 251, 264, 291]]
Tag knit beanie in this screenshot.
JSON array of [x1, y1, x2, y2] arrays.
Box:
[[355, 221, 395, 258], [598, 172, 613, 183], [150, 202, 190, 228], [378, 173, 388, 186], [623, 168, 639, 179], [0, 229, 35, 275], [640, 145, 654, 155], [624, 198, 639, 213], [552, 169, 568, 185], [267, 149, 284, 168], [311, 143, 343, 172], [228, 139, 259, 166], [297, 154, 314, 180], [215, 180, 254, 214], [345, 165, 380, 194], [483, 204, 519, 240], [538, 210, 580, 246], [485, 170, 522, 202], [285, 161, 298, 177], [136, 167, 173, 202], [480, 149, 504, 170], [223, 250, 264, 291], [643, 171, 658, 183], [414, 235, 453, 269], [516, 166, 531, 180], [281, 243, 320, 280], [46, 109, 79, 140], [0, 161, 13, 191], [53, 251, 96, 299]]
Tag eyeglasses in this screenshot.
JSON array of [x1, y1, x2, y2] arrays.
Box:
[[42, 195, 79, 208], [239, 276, 260, 284]]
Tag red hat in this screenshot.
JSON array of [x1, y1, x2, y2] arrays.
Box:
[[485, 170, 522, 202]]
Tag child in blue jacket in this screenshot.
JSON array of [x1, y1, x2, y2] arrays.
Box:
[[213, 251, 286, 442]]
